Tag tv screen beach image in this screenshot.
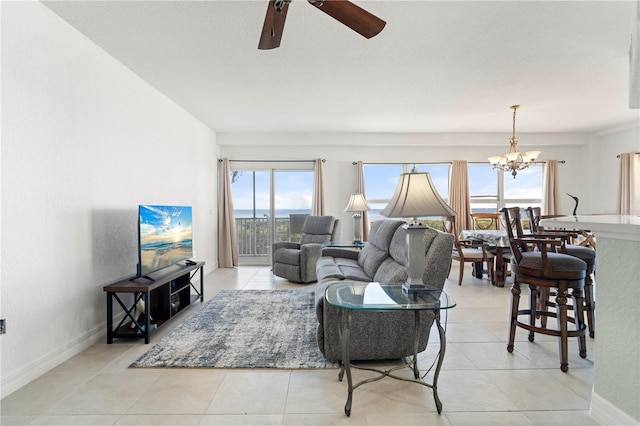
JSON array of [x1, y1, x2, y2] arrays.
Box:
[[139, 205, 193, 275]]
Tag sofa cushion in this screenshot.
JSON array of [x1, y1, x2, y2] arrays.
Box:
[[342, 266, 372, 281], [299, 216, 335, 246], [368, 220, 405, 251], [388, 225, 408, 266], [335, 257, 360, 268], [300, 233, 333, 245], [358, 244, 389, 278], [316, 257, 345, 280], [373, 258, 408, 284]]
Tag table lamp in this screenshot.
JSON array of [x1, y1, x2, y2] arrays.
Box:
[[344, 193, 371, 243], [381, 169, 456, 293]]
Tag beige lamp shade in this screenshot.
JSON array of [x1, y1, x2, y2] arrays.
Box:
[[344, 193, 371, 212], [381, 172, 456, 219]]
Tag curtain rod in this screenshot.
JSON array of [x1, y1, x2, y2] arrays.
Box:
[[219, 159, 324, 163], [617, 152, 640, 158], [353, 161, 452, 165], [471, 160, 565, 165], [353, 160, 565, 165]]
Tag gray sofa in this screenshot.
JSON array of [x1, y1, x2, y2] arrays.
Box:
[[314, 219, 454, 361]]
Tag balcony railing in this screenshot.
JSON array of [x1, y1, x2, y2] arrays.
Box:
[[235, 217, 303, 257], [234, 217, 531, 257]]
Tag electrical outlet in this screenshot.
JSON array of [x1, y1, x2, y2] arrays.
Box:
[[0, 319, 5, 334]]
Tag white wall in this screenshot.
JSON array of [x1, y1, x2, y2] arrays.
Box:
[[1, 2, 218, 397], [219, 132, 590, 241]]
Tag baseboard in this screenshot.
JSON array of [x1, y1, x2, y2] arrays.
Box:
[[590, 391, 640, 425], [1, 320, 106, 399]]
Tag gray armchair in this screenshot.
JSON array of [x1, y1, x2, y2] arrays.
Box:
[[272, 215, 340, 283]]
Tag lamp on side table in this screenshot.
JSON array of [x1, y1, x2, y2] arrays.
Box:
[[344, 193, 371, 244], [381, 168, 457, 293]]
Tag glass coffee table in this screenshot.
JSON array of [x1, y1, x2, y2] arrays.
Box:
[[325, 281, 456, 416]]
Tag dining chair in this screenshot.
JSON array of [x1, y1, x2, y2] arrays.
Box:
[[470, 212, 501, 230], [445, 216, 496, 286]]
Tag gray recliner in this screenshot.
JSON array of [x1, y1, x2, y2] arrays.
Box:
[[272, 215, 340, 283]]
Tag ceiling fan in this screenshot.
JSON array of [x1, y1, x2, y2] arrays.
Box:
[[258, 0, 386, 50]]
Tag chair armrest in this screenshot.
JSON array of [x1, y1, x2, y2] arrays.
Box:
[[510, 237, 564, 276], [273, 241, 300, 251], [320, 247, 360, 260], [532, 230, 577, 244], [300, 243, 324, 282]]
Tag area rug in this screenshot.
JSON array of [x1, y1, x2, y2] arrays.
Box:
[[130, 289, 339, 369]]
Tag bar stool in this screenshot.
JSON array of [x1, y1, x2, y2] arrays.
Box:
[[507, 236, 587, 372], [525, 207, 596, 338]]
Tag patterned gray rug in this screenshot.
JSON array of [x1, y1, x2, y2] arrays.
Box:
[[130, 289, 339, 369]]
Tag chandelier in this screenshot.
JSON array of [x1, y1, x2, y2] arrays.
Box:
[[488, 105, 540, 178]]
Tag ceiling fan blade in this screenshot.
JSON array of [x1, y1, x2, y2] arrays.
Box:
[[308, 0, 386, 39], [258, 0, 290, 50]]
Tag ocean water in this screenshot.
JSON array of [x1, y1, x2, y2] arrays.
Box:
[[234, 209, 310, 219], [234, 207, 500, 222]]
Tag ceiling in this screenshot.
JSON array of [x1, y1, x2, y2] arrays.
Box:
[[42, 0, 639, 134]]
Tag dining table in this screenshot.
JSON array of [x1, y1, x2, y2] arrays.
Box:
[[459, 229, 511, 287]]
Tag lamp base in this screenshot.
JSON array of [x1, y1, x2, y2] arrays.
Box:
[[402, 282, 428, 294]]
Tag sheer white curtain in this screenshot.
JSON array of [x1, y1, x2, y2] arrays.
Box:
[[312, 158, 326, 216], [542, 160, 560, 215], [449, 160, 472, 236], [218, 158, 238, 267], [617, 152, 640, 215]]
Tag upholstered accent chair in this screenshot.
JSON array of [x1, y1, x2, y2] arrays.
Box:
[[272, 215, 340, 284]]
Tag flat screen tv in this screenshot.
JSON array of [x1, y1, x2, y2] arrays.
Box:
[[138, 205, 193, 277]]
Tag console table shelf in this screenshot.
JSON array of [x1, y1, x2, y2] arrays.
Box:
[[104, 261, 204, 343]]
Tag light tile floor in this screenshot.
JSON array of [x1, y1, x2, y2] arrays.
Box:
[[1, 264, 598, 425]]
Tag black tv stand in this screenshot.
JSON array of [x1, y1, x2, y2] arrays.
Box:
[[132, 275, 156, 283], [104, 261, 205, 343]]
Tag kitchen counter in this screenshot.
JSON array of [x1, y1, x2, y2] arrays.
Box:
[[540, 215, 640, 424]]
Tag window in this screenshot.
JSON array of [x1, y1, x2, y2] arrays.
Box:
[[230, 163, 313, 264], [363, 163, 451, 224], [469, 163, 543, 219], [363, 164, 404, 223], [503, 165, 542, 208], [469, 164, 499, 212]]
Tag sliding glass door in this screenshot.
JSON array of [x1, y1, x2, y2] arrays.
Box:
[[230, 163, 313, 265]]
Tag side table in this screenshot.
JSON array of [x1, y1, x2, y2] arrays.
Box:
[[322, 241, 365, 250], [325, 281, 455, 416]]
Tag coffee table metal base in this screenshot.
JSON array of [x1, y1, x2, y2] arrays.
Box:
[[337, 309, 447, 416]]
